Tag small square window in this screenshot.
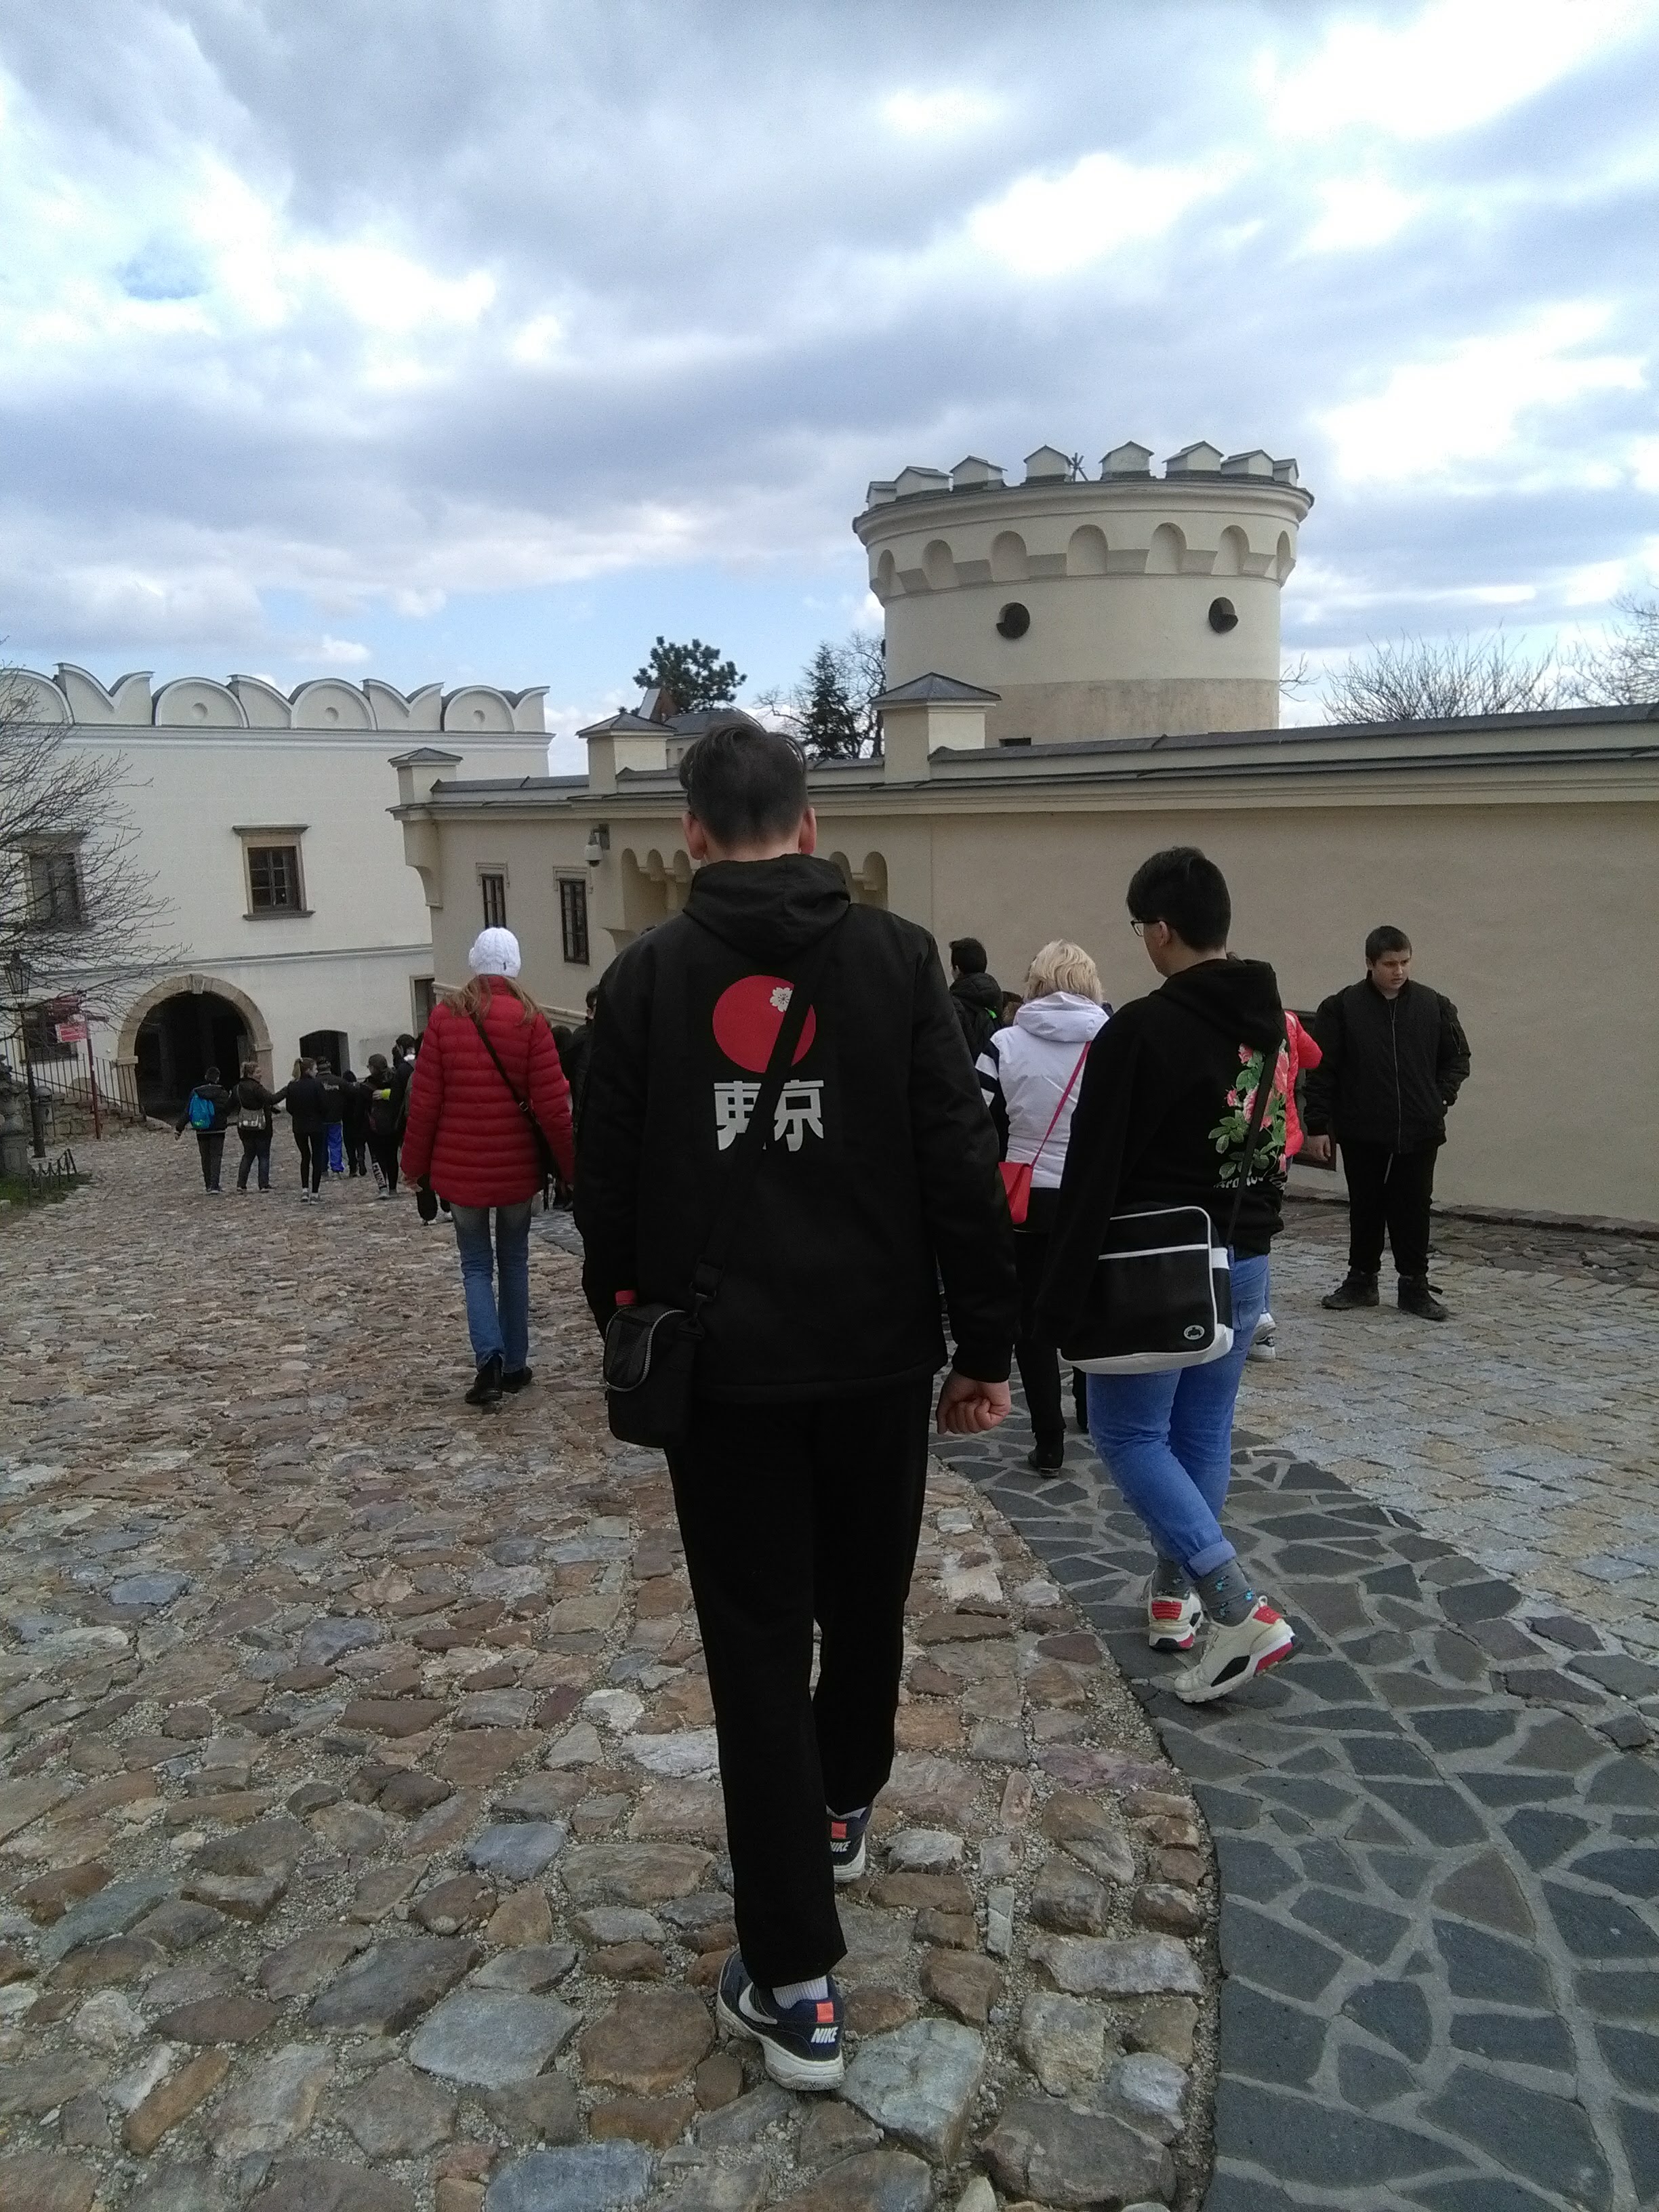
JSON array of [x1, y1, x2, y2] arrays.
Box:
[[559, 877, 590, 966], [248, 843, 303, 912], [480, 872, 508, 929]]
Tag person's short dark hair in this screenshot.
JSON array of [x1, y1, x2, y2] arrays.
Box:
[[204, 1064, 220, 1083], [679, 717, 807, 848], [367, 1052, 388, 1074], [394, 1033, 415, 1052], [1365, 924, 1412, 963], [585, 985, 600, 1012], [949, 937, 989, 975], [1126, 846, 1231, 949]]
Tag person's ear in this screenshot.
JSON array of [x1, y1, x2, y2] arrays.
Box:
[[683, 811, 710, 862], [796, 806, 817, 856]]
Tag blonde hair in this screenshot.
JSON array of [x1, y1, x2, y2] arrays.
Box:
[[440, 974, 546, 1025], [1025, 939, 1103, 1002]]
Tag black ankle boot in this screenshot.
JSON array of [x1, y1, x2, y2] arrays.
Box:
[[1027, 1440, 1065, 1473], [1399, 1277, 1448, 1322], [465, 1353, 505, 1407], [1322, 1271, 1379, 1311]]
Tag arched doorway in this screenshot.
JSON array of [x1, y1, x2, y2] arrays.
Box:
[[119, 975, 272, 1118]]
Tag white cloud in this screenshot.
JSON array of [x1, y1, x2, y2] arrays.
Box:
[[1319, 305, 1645, 482], [312, 634, 372, 665], [1262, 0, 1652, 142], [881, 88, 1002, 138], [1303, 176, 1420, 253], [967, 149, 1236, 279]]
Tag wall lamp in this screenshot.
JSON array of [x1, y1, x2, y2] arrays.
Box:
[[585, 825, 610, 867]]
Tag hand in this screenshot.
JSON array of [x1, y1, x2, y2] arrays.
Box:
[[1300, 1134, 1332, 1165], [936, 1371, 1012, 1435]]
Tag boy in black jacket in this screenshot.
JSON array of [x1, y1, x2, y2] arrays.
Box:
[[174, 1065, 234, 1191], [1303, 926, 1471, 1321], [1038, 848, 1296, 1706], [576, 720, 1015, 2091]]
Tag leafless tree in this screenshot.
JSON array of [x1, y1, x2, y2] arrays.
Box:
[[1322, 631, 1568, 724], [1568, 592, 1659, 705], [0, 664, 179, 1029], [754, 630, 888, 758]]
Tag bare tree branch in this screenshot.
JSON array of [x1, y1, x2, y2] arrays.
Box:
[[1565, 591, 1659, 706], [1321, 631, 1567, 724]]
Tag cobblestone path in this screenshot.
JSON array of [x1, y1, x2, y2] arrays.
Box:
[[1254, 1210, 1659, 1662], [941, 1351, 1659, 2209], [1, 1134, 1220, 2212]]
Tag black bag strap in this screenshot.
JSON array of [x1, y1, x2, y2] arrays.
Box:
[[469, 1007, 557, 1171], [689, 914, 846, 1311], [1221, 1025, 1284, 1246]]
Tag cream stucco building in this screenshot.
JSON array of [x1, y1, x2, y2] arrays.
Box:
[[386, 436, 1656, 1225], [6, 665, 546, 1112]]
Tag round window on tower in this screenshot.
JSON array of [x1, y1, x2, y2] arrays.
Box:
[[1208, 596, 1239, 633], [996, 602, 1031, 639]]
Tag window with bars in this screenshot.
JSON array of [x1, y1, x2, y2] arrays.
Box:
[[480, 872, 508, 929], [558, 876, 590, 966], [247, 842, 304, 913], [26, 848, 84, 924]]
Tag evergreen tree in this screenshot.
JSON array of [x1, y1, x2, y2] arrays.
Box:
[[632, 636, 745, 711], [796, 642, 863, 759]]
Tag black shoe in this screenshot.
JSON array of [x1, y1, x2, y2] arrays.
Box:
[[501, 1367, 533, 1394], [1322, 1272, 1379, 1311], [716, 1951, 844, 2090], [1399, 1277, 1448, 1322], [465, 1353, 504, 1408], [1027, 1442, 1065, 1473]]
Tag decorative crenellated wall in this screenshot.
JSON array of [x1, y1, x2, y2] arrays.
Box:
[[5, 665, 548, 735], [854, 441, 1314, 744]]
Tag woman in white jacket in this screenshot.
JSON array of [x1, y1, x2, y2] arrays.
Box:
[[978, 941, 1111, 1471]]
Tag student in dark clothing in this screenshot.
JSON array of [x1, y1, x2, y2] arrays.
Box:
[[577, 720, 1015, 2093], [363, 1052, 406, 1196], [1303, 926, 1471, 1322], [276, 1059, 330, 1197], [175, 1065, 234, 1191], [558, 985, 600, 1135], [948, 937, 1004, 1063], [337, 1066, 368, 1178], [1040, 846, 1296, 1706], [231, 1059, 278, 1191]]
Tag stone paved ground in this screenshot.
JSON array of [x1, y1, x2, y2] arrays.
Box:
[[0, 1130, 1218, 2212], [1253, 1204, 1659, 1662], [939, 1216, 1659, 2212]]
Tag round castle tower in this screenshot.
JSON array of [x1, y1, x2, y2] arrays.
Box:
[[853, 442, 1313, 745]]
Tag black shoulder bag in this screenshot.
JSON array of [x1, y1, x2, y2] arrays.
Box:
[[470, 1010, 562, 1200], [602, 918, 844, 1450], [1062, 1026, 1284, 1376]]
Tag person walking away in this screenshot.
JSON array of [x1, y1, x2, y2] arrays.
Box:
[[338, 1065, 369, 1178], [401, 929, 574, 1407], [948, 937, 1004, 1063], [1247, 1007, 1323, 1362], [232, 1060, 278, 1191], [1039, 846, 1296, 1704], [175, 1065, 233, 1191], [559, 985, 600, 1137], [276, 1059, 330, 1199], [1303, 926, 1471, 1322], [977, 941, 1109, 1471], [316, 1061, 347, 1176], [363, 1053, 405, 1197], [576, 720, 1017, 2091]]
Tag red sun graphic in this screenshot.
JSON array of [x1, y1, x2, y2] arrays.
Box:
[[712, 975, 819, 1073]]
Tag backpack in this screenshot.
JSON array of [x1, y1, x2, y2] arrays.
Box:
[[188, 1090, 216, 1131]]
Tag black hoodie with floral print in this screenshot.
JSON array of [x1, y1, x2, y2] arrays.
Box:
[[1036, 956, 1287, 1339]]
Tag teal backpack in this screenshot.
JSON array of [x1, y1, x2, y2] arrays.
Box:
[[188, 1090, 216, 1131]]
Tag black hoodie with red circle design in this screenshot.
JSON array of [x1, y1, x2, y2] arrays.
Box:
[[574, 854, 1017, 1402]]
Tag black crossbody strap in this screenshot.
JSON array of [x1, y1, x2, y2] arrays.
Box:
[[1221, 1025, 1284, 1247], [690, 914, 846, 1308], [469, 1008, 556, 1165]]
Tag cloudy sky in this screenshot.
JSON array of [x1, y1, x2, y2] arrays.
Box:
[[2, 0, 1656, 764]]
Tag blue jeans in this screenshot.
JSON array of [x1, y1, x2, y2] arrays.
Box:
[[1086, 1252, 1271, 1579], [450, 1202, 532, 1373]]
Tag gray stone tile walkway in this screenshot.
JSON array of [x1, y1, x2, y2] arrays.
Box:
[[939, 1395, 1659, 2211]]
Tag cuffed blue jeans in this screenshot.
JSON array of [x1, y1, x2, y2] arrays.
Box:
[[1086, 1252, 1271, 1579], [450, 1201, 532, 1373]]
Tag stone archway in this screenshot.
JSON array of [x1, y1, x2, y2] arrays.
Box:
[[117, 974, 273, 1089]]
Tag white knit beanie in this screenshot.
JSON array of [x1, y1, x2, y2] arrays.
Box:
[[468, 927, 522, 979]]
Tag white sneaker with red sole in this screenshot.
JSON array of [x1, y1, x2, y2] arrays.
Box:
[[1174, 1601, 1296, 1703], [1147, 1587, 1203, 1653]]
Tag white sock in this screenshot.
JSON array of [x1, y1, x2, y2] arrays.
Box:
[[771, 1975, 830, 2008]]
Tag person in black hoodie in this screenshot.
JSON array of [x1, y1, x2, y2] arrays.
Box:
[[275, 1058, 330, 1198], [174, 1065, 234, 1191], [577, 719, 1016, 2093], [231, 1059, 279, 1191], [1038, 846, 1296, 1706], [948, 937, 1004, 1062], [1302, 926, 1471, 1322]]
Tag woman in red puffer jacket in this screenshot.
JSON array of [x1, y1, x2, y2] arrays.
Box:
[[402, 928, 576, 1409]]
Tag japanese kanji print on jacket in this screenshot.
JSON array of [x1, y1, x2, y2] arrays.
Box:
[[574, 854, 1017, 1403]]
